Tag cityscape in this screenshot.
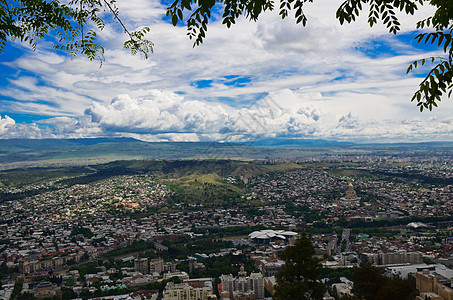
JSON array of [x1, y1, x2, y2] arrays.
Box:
[[0, 148, 453, 299], [0, 0, 452, 299]]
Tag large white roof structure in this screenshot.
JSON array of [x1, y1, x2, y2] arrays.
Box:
[[406, 222, 434, 229], [248, 230, 298, 241]]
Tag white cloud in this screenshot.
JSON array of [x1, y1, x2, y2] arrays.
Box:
[[0, 116, 48, 139], [0, 115, 102, 139], [116, 0, 167, 24], [337, 113, 359, 129], [84, 92, 235, 135], [1, 86, 453, 143], [0, 115, 15, 134], [0, 0, 450, 142]]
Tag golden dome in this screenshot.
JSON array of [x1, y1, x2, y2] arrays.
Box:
[[349, 183, 353, 187]]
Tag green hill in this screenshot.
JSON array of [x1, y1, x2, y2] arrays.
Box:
[[0, 159, 303, 207]]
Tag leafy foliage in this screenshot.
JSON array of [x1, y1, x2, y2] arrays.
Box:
[[0, 0, 152, 62], [406, 0, 453, 111], [167, 0, 423, 46], [274, 232, 326, 300], [70, 226, 94, 238], [189, 253, 255, 278], [1, 0, 452, 107], [166, 0, 453, 110], [342, 261, 417, 300], [103, 240, 155, 257], [69, 261, 101, 277], [337, 0, 420, 34]]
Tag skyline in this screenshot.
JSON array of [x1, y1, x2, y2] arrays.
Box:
[[0, 0, 451, 143]]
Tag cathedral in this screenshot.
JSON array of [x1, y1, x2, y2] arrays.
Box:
[[340, 183, 360, 202]]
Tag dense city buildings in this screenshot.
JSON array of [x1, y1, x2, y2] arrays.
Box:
[[415, 269, 453, 300], [1, 158, 453, 299]]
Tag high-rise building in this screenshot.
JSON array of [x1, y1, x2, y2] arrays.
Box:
[[134, 258, 149, 274], [220, 272, 265, 300], [149, 258, 164, 274], [249, 273, 264, 300], [221, 274, 235, 297]]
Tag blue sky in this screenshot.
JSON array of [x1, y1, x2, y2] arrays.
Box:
[[0, 0, 451, 143]]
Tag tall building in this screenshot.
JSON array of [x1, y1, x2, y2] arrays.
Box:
[[221, 274, 235, 298], [235, 277, 248, 293], [134, 258, 149, 274], [249, 273, 265, 300], [220, 272, 265, 300], [149, 258, 164, 274], [163, 281, 216, 300]]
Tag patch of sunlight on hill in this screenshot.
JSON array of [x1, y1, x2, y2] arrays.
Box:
[[266, 162, 302, 172]]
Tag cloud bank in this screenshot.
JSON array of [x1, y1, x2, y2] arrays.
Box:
[[2, 89, 453, 142]]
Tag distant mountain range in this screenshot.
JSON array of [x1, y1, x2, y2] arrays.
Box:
[[0, 137, 453, 170], [249, 138, 354, 147], [0, 137, 141, 151]]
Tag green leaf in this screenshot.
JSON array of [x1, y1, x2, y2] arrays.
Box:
[[172, 14, 178, 25]]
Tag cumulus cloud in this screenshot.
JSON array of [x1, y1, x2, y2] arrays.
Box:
[[338, 113, 359, 129], [0, 116, 48, 139], [0, 115, 15, 134], [0, 115, 102, 139], [116, 0, 166, 24], [80, 90, 325, 141], [1, 87, 453, 142], [255, 15, 340, 54], [84, 92, 232, 134]]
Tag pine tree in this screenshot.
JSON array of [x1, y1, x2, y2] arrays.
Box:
[[274, 232, 326, 300]]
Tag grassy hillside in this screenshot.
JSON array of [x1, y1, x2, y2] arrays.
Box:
[[163, 173, 246, 208], [0, 159, 303, 207]]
